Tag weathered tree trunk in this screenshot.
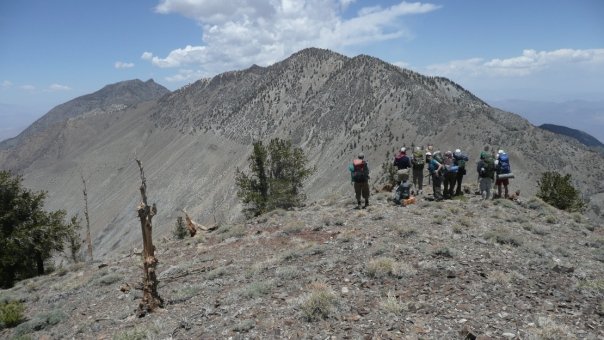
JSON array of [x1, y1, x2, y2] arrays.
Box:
[[81, 175, 93, 262], [35, 252, 45, 275], [181, 209, 198, 237], [135, 159, 163, 317]]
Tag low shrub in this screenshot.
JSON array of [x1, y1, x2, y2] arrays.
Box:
[[0, 301, 25, 328], [380, 291, 406, 315], [300, 283, 336, 322], [14, 309, 66, 336]]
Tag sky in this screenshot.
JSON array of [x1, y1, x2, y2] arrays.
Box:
[[1, 0, 603, 141]]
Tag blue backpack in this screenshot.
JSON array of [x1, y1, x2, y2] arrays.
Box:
[[498, 153, 511, 174]]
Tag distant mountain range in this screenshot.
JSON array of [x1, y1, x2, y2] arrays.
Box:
[[489, 98, 604, 144], [1, 48, 603, 258], [539, 124, 604, 148]]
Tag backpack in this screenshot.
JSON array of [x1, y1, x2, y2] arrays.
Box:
[[497, 153, 511, 174], [480, 155, 495, 178], [454, 153, 467, 168], [412, 150, 425, 166], [433, 152, 444, 164], [352, 159, 367, 182], [399, 182, 411, 200], [397, 168, 410, 182], [428, 159, 440, 175]]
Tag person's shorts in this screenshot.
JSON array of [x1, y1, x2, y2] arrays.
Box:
[[496, 178, 509, 186]]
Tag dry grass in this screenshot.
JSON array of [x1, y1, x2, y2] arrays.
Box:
[[380, 291, 406, 315], [300, 282, 337, 322], [487, 270, 512, 285], [526, 316, 573, 340], [366, 257, 396, 278], [485, 229, 523, 247]]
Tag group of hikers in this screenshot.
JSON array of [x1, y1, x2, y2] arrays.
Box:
[[349, 145, 513, 209]]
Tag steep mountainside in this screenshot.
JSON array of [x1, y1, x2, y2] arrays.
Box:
[[0, 48, 602, 259]]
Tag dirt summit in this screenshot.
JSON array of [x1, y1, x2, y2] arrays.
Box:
[[1, 187, 602, 339]]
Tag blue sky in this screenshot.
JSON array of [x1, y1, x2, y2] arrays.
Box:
[[1, 0, 603, 141]]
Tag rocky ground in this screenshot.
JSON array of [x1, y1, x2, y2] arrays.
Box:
[[1, 183, 603, 339]]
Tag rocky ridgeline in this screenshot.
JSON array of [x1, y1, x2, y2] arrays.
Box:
[[1, 47, 603, 263], [1, 188, 602, 339]]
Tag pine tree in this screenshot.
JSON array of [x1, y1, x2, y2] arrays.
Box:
[[236, 139, 315, 217], [537, 171, 585, 212], [0, 171, 81, 288]]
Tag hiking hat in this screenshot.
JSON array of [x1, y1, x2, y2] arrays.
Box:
[[455, 149, 461, 154], [358, 153, 365, 159], [400, 147, 406, 152], [498, 150, 504, 154], [425, 152, 432, 156]]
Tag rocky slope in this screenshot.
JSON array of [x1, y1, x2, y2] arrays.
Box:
[[1, 189, 602, 339], [0, 48, 603, 259]]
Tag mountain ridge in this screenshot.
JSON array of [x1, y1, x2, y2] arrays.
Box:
[[539, 123, 604, 147], [0, 48, 603, 259]]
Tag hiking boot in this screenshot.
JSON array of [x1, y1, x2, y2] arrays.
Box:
[[363, 201, 369, 209]]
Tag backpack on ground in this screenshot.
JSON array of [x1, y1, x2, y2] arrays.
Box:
[[352, 159, 368, 182], [480, 155, 495, 178], [399, 182, 411, 199], [412, 150, 425, 166], [497, 153, 511, 174]]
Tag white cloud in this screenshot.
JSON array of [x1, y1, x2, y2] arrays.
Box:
[[48, 83, 71, 91], [339, 0, 356, 9], [165, 69, 208, 82], [114, 61, 135, 69], [426, 48, 604, 78], [145, 0, 440, 75], [1, 80, 12, 88], [20, 85, 35, 91]]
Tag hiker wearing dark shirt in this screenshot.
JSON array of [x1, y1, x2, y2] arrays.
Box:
[[349, 153, 370, 209], [393, 147, 411, 170]]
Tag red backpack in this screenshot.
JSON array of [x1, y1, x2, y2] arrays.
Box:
[[352, 159, 367, 182]]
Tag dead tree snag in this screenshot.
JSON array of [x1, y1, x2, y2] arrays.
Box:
[[135, 159, 163, 316], [81, 174, 93, 262], [181, 209, 200, 236]]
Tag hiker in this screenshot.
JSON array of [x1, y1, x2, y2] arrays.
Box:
[[453, 149, 469, 196], [495, 150, 512, 198], [442, 151, 457, 199], [393, 176, 413, 206], [349, 153, 370, 209], [411, 146, 425, 194], [426, 151, 444, 201], [426, 144, 434, 185], [393, 147, 411, 170], [476, 150, 495, 200]]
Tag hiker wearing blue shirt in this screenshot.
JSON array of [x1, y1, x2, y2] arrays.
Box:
[[426, 152, 443, 201], [495, 150, 511, 199]]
